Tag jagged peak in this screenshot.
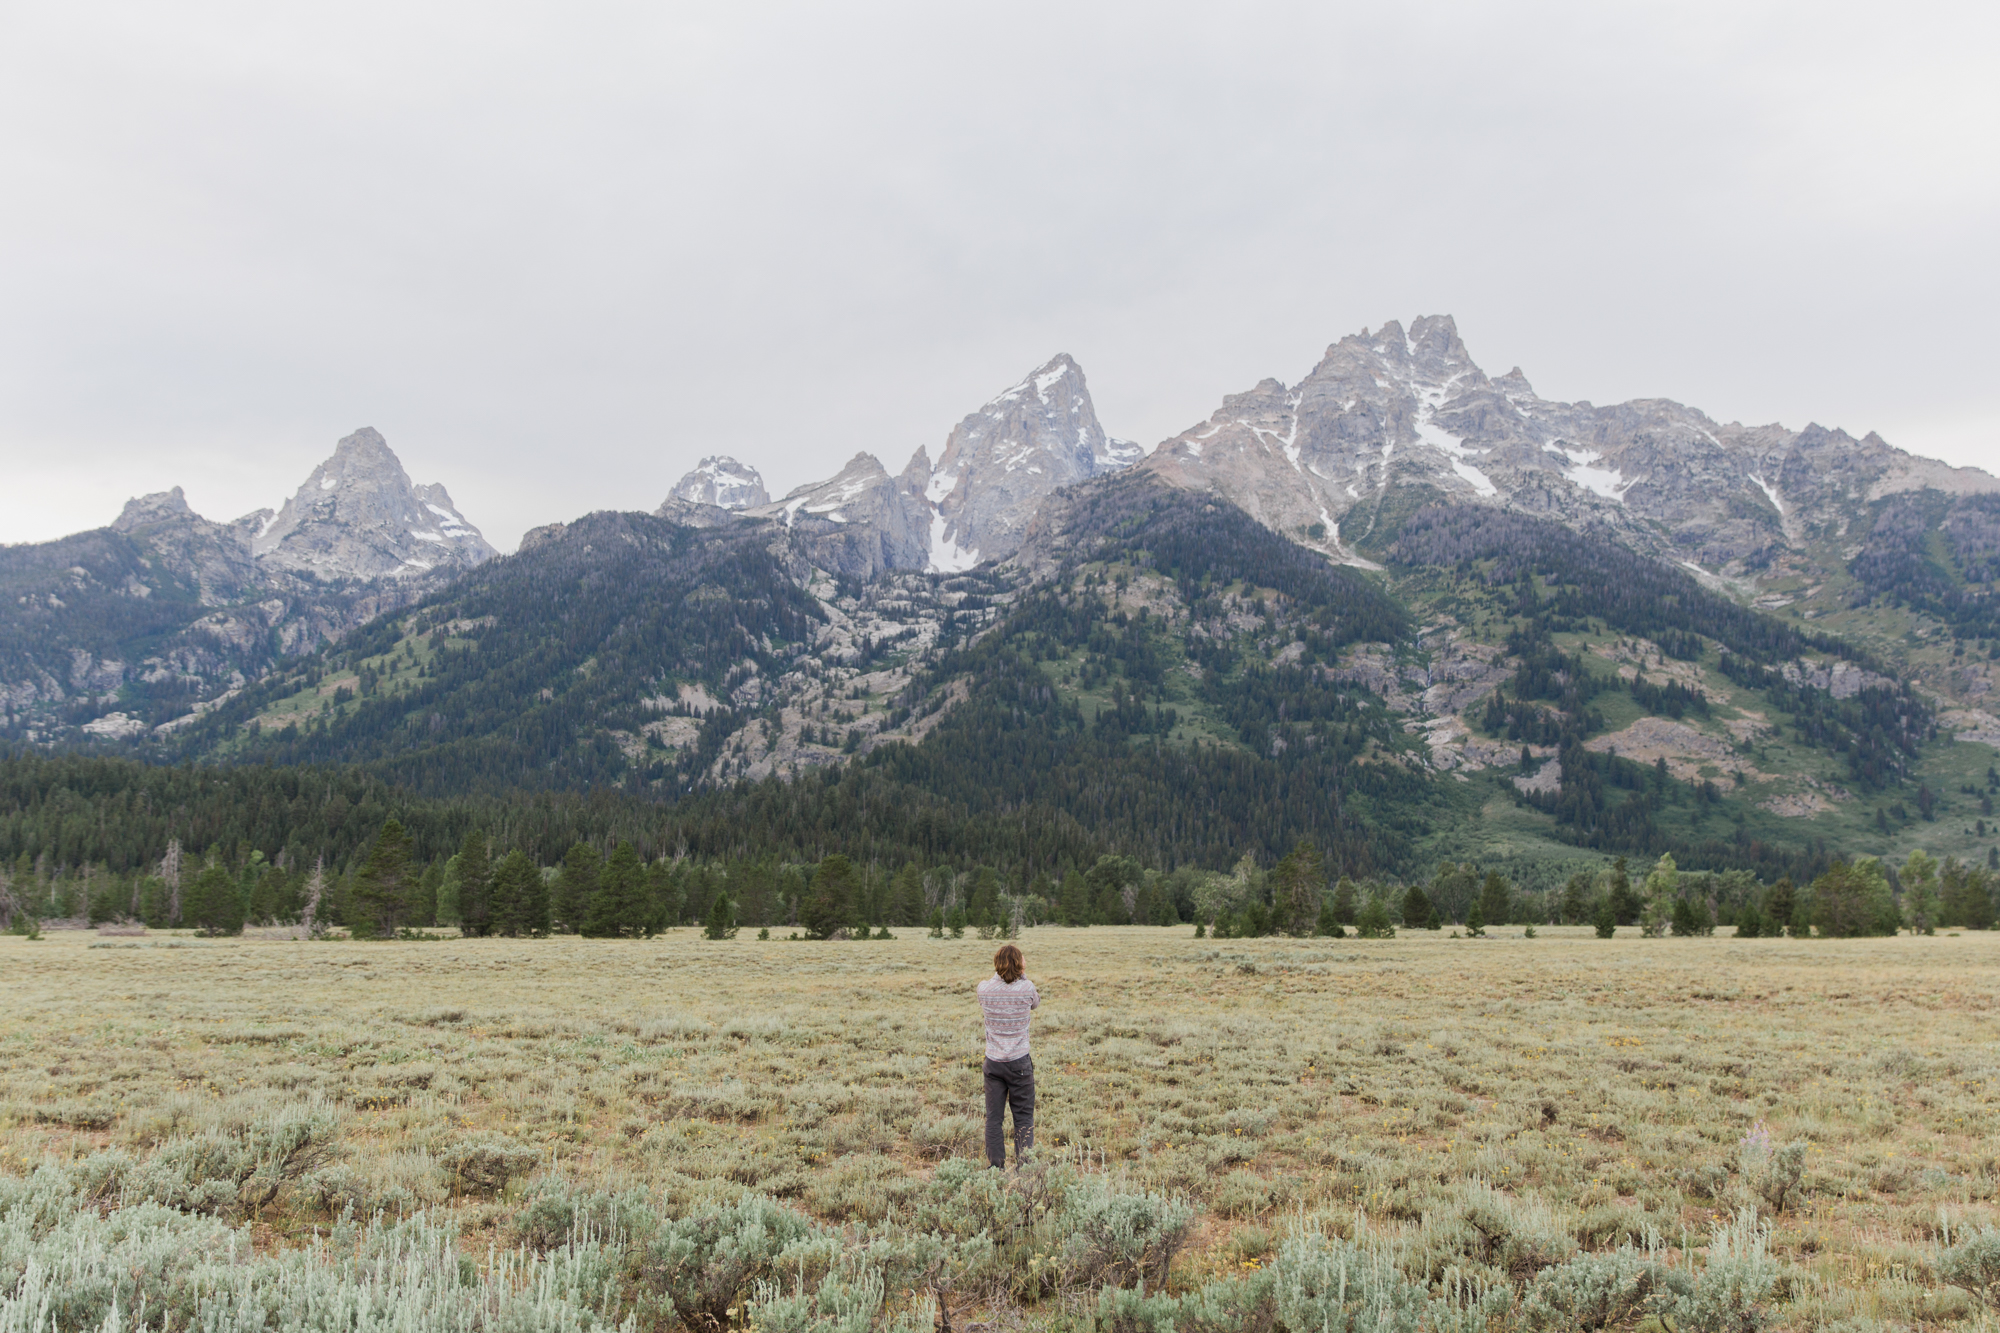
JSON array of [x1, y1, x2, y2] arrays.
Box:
[[981, 353, 1088, 412], [254, 426, 493, 579], [111, 487, 194, 531], [669, 455, 769, 510]]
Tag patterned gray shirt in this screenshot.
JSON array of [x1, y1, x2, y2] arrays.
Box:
[[977, 975, 1040, 1061]]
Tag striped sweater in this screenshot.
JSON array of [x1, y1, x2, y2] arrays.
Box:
[[976, 975, 1040, 1062]]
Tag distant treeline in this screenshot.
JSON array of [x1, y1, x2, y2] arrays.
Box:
[[7, 759, 1991, 945]]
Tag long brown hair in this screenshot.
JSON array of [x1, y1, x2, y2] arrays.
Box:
[[993, 943, 1024, 984]]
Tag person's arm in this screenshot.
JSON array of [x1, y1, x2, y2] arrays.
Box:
[[1028, 979, 1040, 1009]]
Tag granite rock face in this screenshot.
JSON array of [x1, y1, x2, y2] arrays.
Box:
[[749, 452, 932, 579], [902, 353, 1142, 570], [1140, 315, 2000, 576], [255, 427, 495, 581], [666, 456, 769, 510]]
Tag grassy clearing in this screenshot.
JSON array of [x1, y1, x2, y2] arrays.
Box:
[[3, 926, 1999, 1327]]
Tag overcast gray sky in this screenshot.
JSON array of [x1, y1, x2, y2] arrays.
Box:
[[3, 1, 1996, 551]]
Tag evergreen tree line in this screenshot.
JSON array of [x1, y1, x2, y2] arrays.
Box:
[[10, 806, 1991, 948]]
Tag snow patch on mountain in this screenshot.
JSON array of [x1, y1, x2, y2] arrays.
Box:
[[669, 456, 770, 510]]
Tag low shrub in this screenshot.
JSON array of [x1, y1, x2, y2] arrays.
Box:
[[1940, 1224, 2000, 1310]]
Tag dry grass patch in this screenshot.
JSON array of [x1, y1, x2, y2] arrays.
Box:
[[3, 926, 1999, 1327]]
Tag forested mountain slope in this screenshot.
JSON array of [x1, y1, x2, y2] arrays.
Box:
[[93, 467, 1980, 884]]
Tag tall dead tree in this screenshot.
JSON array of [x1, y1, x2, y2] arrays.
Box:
[[160, 839, 183, 925]]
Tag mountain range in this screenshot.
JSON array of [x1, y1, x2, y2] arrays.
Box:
[[8, 317, 2000, 879]]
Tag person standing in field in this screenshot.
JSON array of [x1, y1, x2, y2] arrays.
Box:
[[978, 943, 1038, 1170]]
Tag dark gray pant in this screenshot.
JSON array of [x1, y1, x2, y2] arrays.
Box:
[[983, 1055, 1035, 1168]]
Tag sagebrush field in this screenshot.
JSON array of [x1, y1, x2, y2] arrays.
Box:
[[4, 926, 1999, 1330]]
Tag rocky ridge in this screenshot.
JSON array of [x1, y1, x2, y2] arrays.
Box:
[[0, 429, 492, 741], [1137, 315, 2000, 581], [736, 353, 1143, 578]]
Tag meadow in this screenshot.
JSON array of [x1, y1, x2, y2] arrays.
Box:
[[3, 925, 1999, 1330]]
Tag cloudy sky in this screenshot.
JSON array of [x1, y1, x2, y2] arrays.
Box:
[[3, 1, 1996, 550]]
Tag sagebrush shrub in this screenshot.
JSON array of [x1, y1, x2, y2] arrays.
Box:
[[1097, 1269, 1278, 1332], [1054, 1177, 1195, 1291], [1743, 1140, 1807, 1214], [0, 1172, 632, 1333], [1518, 1248, 1688, 1330], [1940, 1224, 2000, 1309], [1675, 1209, 1778, 1333], [1269, 1228, 1432, 1332], [644, 1194, 819, 1327]]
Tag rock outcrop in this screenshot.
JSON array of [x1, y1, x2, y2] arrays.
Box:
[[750, 453, 932, 579], [666, 456, 769, 510]]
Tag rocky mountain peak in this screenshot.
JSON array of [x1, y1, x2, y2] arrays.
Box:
[[668, 456, 770, 510], [913, 353, 1142, 570], [254, 428, 495, 581], [111, 487, 194, 532]]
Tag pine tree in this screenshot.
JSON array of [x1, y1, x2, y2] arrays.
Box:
[[186, 862, 245, 937], [488, 849, 531, 937], [703, 888, 737, 939], [643, 860, 676, 934], [928, 907, 945, 938], [947, 904, 967, 938], [1315, 894, 1345, 937], [1479, 872, 1512, 928], [968, 866, 1002, 929], [1271, 839, 1324, 937], [1559, 873, 1592, 925], [1355, 896, 1394, 939], [1333, 877, 1360, 926], [523, 856, 552, 936], [456, 830, 492, 938], [1058, 870, 1090, 926], [1734, 900, 1763, 937], [803, 854, 860, 939], [1397, 883, 1431, 928], [889, 863, 926, 926], [554, 843, 600, 934], [413, 860, 443, 928], [586, 841, 645, 937], [351, 818, 414, 939], [1608, 856, 1640, 924], [1465, 898, 1486, 937], [1593, 896, 1616, 937]]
